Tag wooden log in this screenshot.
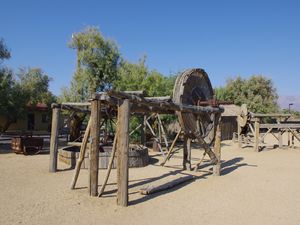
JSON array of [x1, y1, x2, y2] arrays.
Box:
[[49, 107, 61, 172], [213, 117, 221, 176], [183, 135, 192, 171], [259, 123, 300, 129], [278, 130, 283, 148], [69, 118, 91, 189], [145, 120, 165, 158], [141, 114, 147, 146], [117, 99, 130, 207], [107, 90, 224, 114], [254, 118, 260, 152], [89, 99, 101, 196], [98, 133, 118, 197], [160, 128, 182, 166], [237, 118, 242, 148], [139, 175, 195, 195], [157, 114, 169, 151]]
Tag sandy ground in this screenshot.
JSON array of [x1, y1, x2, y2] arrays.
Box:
[[1, 134, 300, 225]]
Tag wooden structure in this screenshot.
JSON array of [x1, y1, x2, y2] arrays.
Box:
[[49, 68, 224, 207], [236, 104, 300, 151]]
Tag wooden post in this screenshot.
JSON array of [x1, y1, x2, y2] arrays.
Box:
[[183, 135, 191, 171], [278, 129, 283, 148], [117, 99, 130, 207], [254, 118, 260, 152], [213, 118, 221, 176], [287, 130, 291, 147], [89, 99, 100, 196], [237, 119, 242, 148], [49, 105, 61, 173], [140, 115, 146, 146], [70, 118, 91, 189]]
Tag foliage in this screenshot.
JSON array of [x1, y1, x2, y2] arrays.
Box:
[[0, 38, 10, 62], [0, 39, 55, 133], [18, 67, 56, 106], [67, 26, 120, 101], [114, 57, 176, 97], [215, 75, 278, 113]]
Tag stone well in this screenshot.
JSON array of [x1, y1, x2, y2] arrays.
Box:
[[58, 144, 149, 169]]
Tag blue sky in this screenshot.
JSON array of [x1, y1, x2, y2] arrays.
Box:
[[1, 0, 299, 97]]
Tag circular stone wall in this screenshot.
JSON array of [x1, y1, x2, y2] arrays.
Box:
[[58, 144, 149, 169]]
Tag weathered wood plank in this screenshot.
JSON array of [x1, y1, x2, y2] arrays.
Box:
[[254, 118, 260, 152], [70, 118, 91, 189], [89, 99, 100, 196], [117, 99, 130, 207], [49, 107, 61, 172], [139, 175, 195, 195], [183, 135, 192, 171], [213, 117, 221, 176]]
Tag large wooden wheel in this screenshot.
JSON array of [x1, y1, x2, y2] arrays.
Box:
[[172, 68, 217, 163], [173, 68, 216, 143]]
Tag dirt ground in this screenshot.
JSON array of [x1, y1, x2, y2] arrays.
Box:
[[0, 134, 300, 225]]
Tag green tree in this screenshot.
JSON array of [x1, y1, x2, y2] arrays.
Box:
[[114, 57, 176, 97], [68, 26, 120, 101], [0, 39, 55, 133], [18, 67, 56, 106], [61, 26, 120, 140], [215, 75, 278, 113]]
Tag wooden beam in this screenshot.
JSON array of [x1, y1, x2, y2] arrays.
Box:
[[107, 90, 224, 114], [117, 99, 130, 207], [259, 123, 300, 129], [160, 128, 182, 166], [70, 118, 91, 189], [213, 116, 222, 176], [89, 99, 100, 196], [254, 118, 260, 152], [237, 118, 242, 148], [278, 130, 283, 148], [49, 107, 61, 172], [183, 135, 192, 171]]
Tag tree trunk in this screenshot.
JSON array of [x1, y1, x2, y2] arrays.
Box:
[[69, 113, 86, 142]]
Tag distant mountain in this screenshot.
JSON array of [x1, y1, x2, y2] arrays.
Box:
[[278, 96, 300, 111]]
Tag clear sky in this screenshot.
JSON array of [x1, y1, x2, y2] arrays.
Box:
[[1, 0, 299, 96]]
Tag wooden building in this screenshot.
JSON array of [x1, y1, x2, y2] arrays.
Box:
[[0, 103, 51, 134], [220, 104, 240, 140]]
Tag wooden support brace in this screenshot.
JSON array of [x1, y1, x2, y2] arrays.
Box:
[[183, 135, 192, 171], [89, 99, 101, 196], [278, 130, 283, 148], [213, 117, 222, 176], [117, 99, 130, 207], [49, 107, 61, 172], [70, 118, 91, 189], [254, 118, 260, 152], [160, 128, 182, 166]]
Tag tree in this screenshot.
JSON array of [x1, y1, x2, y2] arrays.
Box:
[[215, 75, 278, 113], [0, 39, 56, 133], [61, 27, 120, 141], [114, 57, 176, 97], [18, 67, 56, 106], [68, 26, 120, 101]]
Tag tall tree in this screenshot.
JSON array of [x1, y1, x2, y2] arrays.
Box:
[[215, 75, 278, 113], [61, 27, 120, 141], [114, 57, 176, 97], [68, 26, 120, 101], [18, 67, 55, 106]]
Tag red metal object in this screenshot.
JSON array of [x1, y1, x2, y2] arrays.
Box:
[[11, 137, 43, 155], [197, 95, 233, 107]]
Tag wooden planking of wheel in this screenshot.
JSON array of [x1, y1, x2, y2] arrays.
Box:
[[172, 68, 220, 163]]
